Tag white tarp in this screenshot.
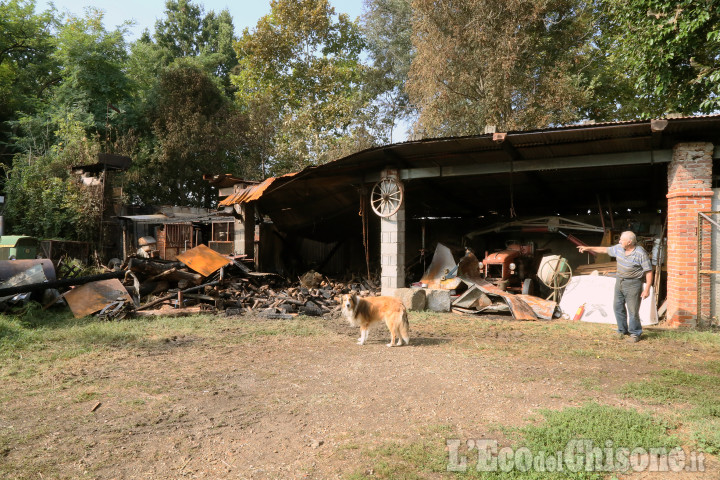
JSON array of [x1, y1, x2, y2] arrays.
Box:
[[559, 275, 658, 326]]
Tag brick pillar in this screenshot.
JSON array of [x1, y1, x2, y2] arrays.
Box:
[[666, 143, 714, 327], [233, 203, 255, 256], [380, 176, 406, 296]]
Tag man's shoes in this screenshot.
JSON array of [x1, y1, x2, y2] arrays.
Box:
[[615, 332, 627, 340], [627, 334, 641, 343]]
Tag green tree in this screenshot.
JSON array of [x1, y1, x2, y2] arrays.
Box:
[[125, 65, 248, 208], [154, 0, 204, 57], [361, 0, 415, 142], [152, 0, 238, 89], [602, 0, 720, 116], [4, 110, 103, 240], [52, 9, 130, 132], [120, 2, 244, 209], [575, 2, 648, 122], [2, 7, 131, 241], [233, 0, 378, 175], [407, 0, 594, 136], [0, 0, 57, 162]]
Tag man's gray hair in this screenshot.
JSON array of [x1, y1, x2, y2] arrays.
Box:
[[621, 231, 637, 245]]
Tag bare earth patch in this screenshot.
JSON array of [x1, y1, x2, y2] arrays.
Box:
[[1, 312, 718, 479]]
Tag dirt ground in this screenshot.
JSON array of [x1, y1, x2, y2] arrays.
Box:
[[1, 311, 719, 479]]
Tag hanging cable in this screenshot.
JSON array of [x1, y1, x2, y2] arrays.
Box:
[[359, 187, 371, 281], [509, 157, 517, 218]]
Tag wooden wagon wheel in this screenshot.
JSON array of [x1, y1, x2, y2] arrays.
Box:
[[370, 177, 404, 217]]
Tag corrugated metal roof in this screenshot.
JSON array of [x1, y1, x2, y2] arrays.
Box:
[[218, 172, 298, 206]]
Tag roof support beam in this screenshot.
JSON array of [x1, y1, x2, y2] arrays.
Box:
[[364, 149, 673, 183]]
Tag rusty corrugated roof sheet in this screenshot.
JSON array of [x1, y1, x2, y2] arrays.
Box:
[[218, 172, 298, 206]]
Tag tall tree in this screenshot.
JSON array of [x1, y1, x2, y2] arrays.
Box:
[[232, 0, 378, 175], [125, 65, 248, 208], [407, 0, 594, 136], [601, 0, 720, 116], [152, 0, 238, 90], [4, 109, 104, 241], [361, 0, 415, 142], [0, 0, 57, 162], [3, 8, 131, 241], [154, 0, 204, 57], [52, 9, 130, 132]]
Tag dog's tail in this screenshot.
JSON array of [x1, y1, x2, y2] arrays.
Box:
[[400, 309, 410, 345]]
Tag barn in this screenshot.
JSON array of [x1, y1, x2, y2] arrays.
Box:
[[207, 115, 720, 327]]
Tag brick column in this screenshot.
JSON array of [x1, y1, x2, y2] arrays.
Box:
[[380, 174, 406, 296], [666, 143, 714, 327], [233, 203, 255, 256]]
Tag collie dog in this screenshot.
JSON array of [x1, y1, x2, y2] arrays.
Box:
[[341, 293, 410, 347]]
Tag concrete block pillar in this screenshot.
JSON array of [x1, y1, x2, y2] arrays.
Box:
[[666, 142, 714, 327], [233, 203, 256, 256], [380, 173, 406, 296]]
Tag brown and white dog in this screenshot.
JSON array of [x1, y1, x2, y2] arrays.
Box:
[[341, 293, 410, 347]]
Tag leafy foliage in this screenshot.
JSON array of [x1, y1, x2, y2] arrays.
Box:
[[4, 111, 103, 240], [125, 64, 248, 208], [232, 0, 379, 175], [3, 0, 720, 243], [52, 9, 130, 131], [0, 0, 57, 159], [407, 0, 594, 136], [602, 0, 720, 116], [153, 0, 238, 89], [361, 0, 416, 142]]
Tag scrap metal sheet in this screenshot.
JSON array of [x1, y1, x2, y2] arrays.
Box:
[[473, 280, 538, 321], [218, 172, 298, 206], [516, 294, 558, 320], [0, 264, 48, 302], [452, 285, 492, 309], [420, 243, 456, 288], [0, 259, 56, 282], [456, 251, 537, 320], [176, 244, 231, 277], [64, 279, 133, 318]]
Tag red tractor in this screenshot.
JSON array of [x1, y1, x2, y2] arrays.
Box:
[[479, 240, 545, 294]]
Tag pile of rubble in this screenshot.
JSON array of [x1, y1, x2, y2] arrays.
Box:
[[0, 244, 378, 320], [404, 243, 562, 321], [0, 242, 562, 322]]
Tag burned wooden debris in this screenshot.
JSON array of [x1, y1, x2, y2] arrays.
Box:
[[1, 242, 565, 322], [0, 246, 378, 320]]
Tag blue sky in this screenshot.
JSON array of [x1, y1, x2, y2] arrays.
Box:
[[40, 0, 366, 40]]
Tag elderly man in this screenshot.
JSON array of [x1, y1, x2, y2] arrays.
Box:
[[578, 231, 653, 343]]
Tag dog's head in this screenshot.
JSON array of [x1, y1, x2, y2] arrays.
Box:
[[341, 293, 358, 314]]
